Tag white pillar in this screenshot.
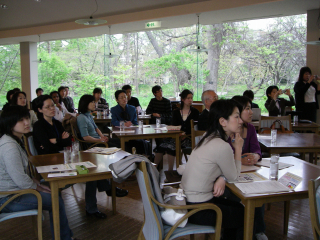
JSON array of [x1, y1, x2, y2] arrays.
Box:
[[307, 9, 320, 124], [20, 42, 38, 103]]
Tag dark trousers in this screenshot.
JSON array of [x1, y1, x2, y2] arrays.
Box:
[[298, 102, 317, 122]]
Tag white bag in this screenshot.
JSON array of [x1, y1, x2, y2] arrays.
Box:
[[161, 187, 188, 228]]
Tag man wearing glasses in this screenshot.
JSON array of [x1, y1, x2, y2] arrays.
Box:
[[198, 90, 218, 131]]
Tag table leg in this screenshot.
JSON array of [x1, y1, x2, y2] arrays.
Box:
[[111, 179, 116, 215], [50, 181, 60, 240], [283, 201, 290, 235], [120, 138, 126, 151], [243, 200, 255, 240], [175, 134, 180, 169], [309, 152, 314, 164]]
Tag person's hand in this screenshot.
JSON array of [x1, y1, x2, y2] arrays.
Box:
[[231, 133, 244, 150], [56, 103, 62, 111], [213, 177, 226, 197], [100, 136, 109, 143], [153, 113, 161, 118], [284, 89, 291, 96], [125, 121, 132, 127], [274, 90, 281, 100], [241, 153, 259, 165], [36, 184, 51, 193], [49, 138, 57, 144], [61, 131, 69, 139], [308, 75, 315, 84]]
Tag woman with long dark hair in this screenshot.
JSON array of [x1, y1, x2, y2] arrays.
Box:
[[294, 66, 320, 122], [154, 89, 199, 171], [50, 91, 77, 122], [11, 91, 38, 131], [264, 86, 295, 116], [0, 106, 76, 240]]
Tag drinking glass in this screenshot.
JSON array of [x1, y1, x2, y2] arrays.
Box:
[[156, 118, 161, 128], [293, 115, 298, 125], [271, 129, 277, 143], [138, 120, 143, 130], [72, 141, 79, 155], [120, 121, 125, 132], [269, 154, 280, 180], [64, 147, 72, 164], [97, 111, 101, 118]]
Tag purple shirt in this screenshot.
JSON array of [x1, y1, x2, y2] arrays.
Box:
[[227, 123, 262, 159]]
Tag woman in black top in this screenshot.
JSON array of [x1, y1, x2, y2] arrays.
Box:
[[294, 67, 320, 122], [33, 95, 71, 155], [154, 89, 199, 171]]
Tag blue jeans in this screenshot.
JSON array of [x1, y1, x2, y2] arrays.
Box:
[[0, 191, 73, 240]]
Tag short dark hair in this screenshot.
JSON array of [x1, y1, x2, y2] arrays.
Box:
[[179, 89, 193, 109], [93, 88, 102, 94], [243, 90, 254, 100], [6, 89, 15, 102], [50, 91, 62, 104], [152, 85, 162, 95], [266, 86, 279, 101], [11, 92, 28, 109], [115, 90, 126, 100], [64, 86, 69, 90], [78, 95, 95, 114], [34, 95, 53, 118], [122, 85, 132, 91], [298, 67, 312, 82], [12, 88, 21, 93], [36, 88, 43, 94], [0, 105, 30, 144], [58, 86, 66, 93]]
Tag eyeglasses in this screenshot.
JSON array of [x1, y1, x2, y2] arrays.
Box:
[[43, 104, 55, 110]]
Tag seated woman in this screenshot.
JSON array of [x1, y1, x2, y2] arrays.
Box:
[[50, 91, 77, 122], [111, 90, 148, 154], [181, 99, 244, 240], [265, 86, 295, 116], [11, 91, 38, 131], [33, 95, 72, 155], [77, 94, 128, 219], [154, 89, 199, 171], [229, 96, 267, 240], [0, 106, 76, 240]]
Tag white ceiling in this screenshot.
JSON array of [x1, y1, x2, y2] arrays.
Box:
[[0, 0, 318, 45]]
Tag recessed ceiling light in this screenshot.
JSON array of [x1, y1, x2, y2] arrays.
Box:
[[34, 0, 41, 2], [0, 4, 8, 9]]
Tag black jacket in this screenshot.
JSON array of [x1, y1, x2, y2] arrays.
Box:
[[294, 81, 320, 110], [172, 107, 199, 135], [264, 96, 295, 116]]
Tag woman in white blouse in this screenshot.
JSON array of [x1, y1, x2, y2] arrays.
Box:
[[50, 91, 77, 122]]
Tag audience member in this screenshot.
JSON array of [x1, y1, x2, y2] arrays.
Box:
[[0, 106, 76, 240], [265, 86, 295, 116], [50, 91, 77, 122], [64, 86, 76, 113], [243, 90, 259, 108], [294, 67, 320, 122], [93, 87, 109, 113], [154, 89, 199, 171], [2, 89, 15, 110], [198, 90, 218, 131], [31, 88, 44, 111], [11, 91, 38, 131], [122, 85, 142, 114], [36, 88, 43, 97], [33, 95, 72, 155]]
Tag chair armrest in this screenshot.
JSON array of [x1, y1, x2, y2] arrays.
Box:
[[161, 182, 181, 187]]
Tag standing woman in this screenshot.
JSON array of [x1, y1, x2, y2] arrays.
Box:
[[11, 91, 38, 131], [264, 86, 295, 116], [0, 106, 76, 240], [33, 95, 71, 155], [154, 89, 199, 171], [294, 67, 320, 122]]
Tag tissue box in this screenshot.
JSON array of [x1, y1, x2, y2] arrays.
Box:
[[76, 165, 89, 174]]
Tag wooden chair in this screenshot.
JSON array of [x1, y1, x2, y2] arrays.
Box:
[[258, 115, 292, 133], [191, 120, 205, 149], [70, 117, 108, 150], [23, 133, 38, 157], [136, 161, 222, 240], [309, 177, 320, 240], [0, 189, 43, 240]]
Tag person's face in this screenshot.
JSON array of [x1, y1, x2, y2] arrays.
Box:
[[154, 89, 163, 99], [88, 101, 96, 111], [117, 92, 128, 107], [125, 89, 132, 100], [17, 93, 27, 107], [59, 90, 66, 98], [221, 107, 243, 136], [240, 102, 253, 123], [36, 90, 43, 97], [38, 99, 56, 118], [268, 88, 278, 99], [12, 117, 30, 137], [204, 91, 218, 109], [65, 88, 69, 96], [94, 92, 101, 101], [51, 93, 60, 104], [182, 94, 193, 107], [303, 72, 311, 82]]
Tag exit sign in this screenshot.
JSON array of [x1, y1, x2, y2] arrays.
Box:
[[145, 21, 161, 29]]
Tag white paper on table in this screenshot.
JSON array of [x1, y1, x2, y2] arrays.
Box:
[[114, 125, 138, 128], [154, 127, 167, 130], [84, 147, 120, 154], [48, 172, 77, 178], [36, 161, 96, 173], [241, 165, 260, 172], [112, 130, 135, 133], [256, 159, 294, 170], [278, 172, 302, 190], [235, 181, 292, 194], [228, 172, 267, 183], [257, 135, 272, 139]]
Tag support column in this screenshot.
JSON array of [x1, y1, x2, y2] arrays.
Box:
[[307, 9, 320, 124], [20, 42, 38, 104]]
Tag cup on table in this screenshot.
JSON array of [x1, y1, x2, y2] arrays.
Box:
[[103, 109, 108, 117], [156, 118, 161, 128], [120, 121, 125, 132], [271, 129, 277, 143], [141, 109, 145, 116], [72, 141, 79, 155], [269, 154, 280, 180], [293, 115, 298, 125], [97, 111, 101, 118], [64, 146, 72, 164], [138, 120, 143, 130]]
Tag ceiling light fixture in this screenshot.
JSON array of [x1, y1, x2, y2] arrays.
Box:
[[33, 35, 47, 63], [75, 0, 107, 26], [105, 26, 119, 58], [0, 4, 8, 9], [34, 0, 42, 2], [188, 14, 208, 53]]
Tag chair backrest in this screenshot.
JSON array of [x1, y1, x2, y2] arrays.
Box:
[[136, 161, 164, 240], [23, 133, 38, 157], [309, 177, 320, 240], [258, 115, 292, 132], [191, 120, 205, 149]]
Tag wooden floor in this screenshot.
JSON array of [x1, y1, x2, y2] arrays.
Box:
[[0, 175, 315, 240]]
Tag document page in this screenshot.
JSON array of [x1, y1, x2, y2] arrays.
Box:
[[84, 147, 120, 154], [228, 172, 267, 183], [255, 159, 294, 170], [235, 181, 291, 194], [36, 161, 96, 173], [241, 165, 260, 172]]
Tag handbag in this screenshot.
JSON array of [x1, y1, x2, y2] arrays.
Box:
[[160, 186, 188, 228], [260, 119, 294, 134]]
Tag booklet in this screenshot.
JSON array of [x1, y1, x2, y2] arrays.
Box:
[[84, 147, 120, 155], [36, 161, 96, 173], [228, 172, 267, 183], [256, 159, 294, 170], [241, 165, 260, 172]]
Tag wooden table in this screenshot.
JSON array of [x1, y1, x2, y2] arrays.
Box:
[[258, 133, 320, 163], [29, 150, 130, 240], [94, 115, 151, 125], [111, 124, 183, 167], [226, 156, 320, 240], [252, 121, 320, 134]]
